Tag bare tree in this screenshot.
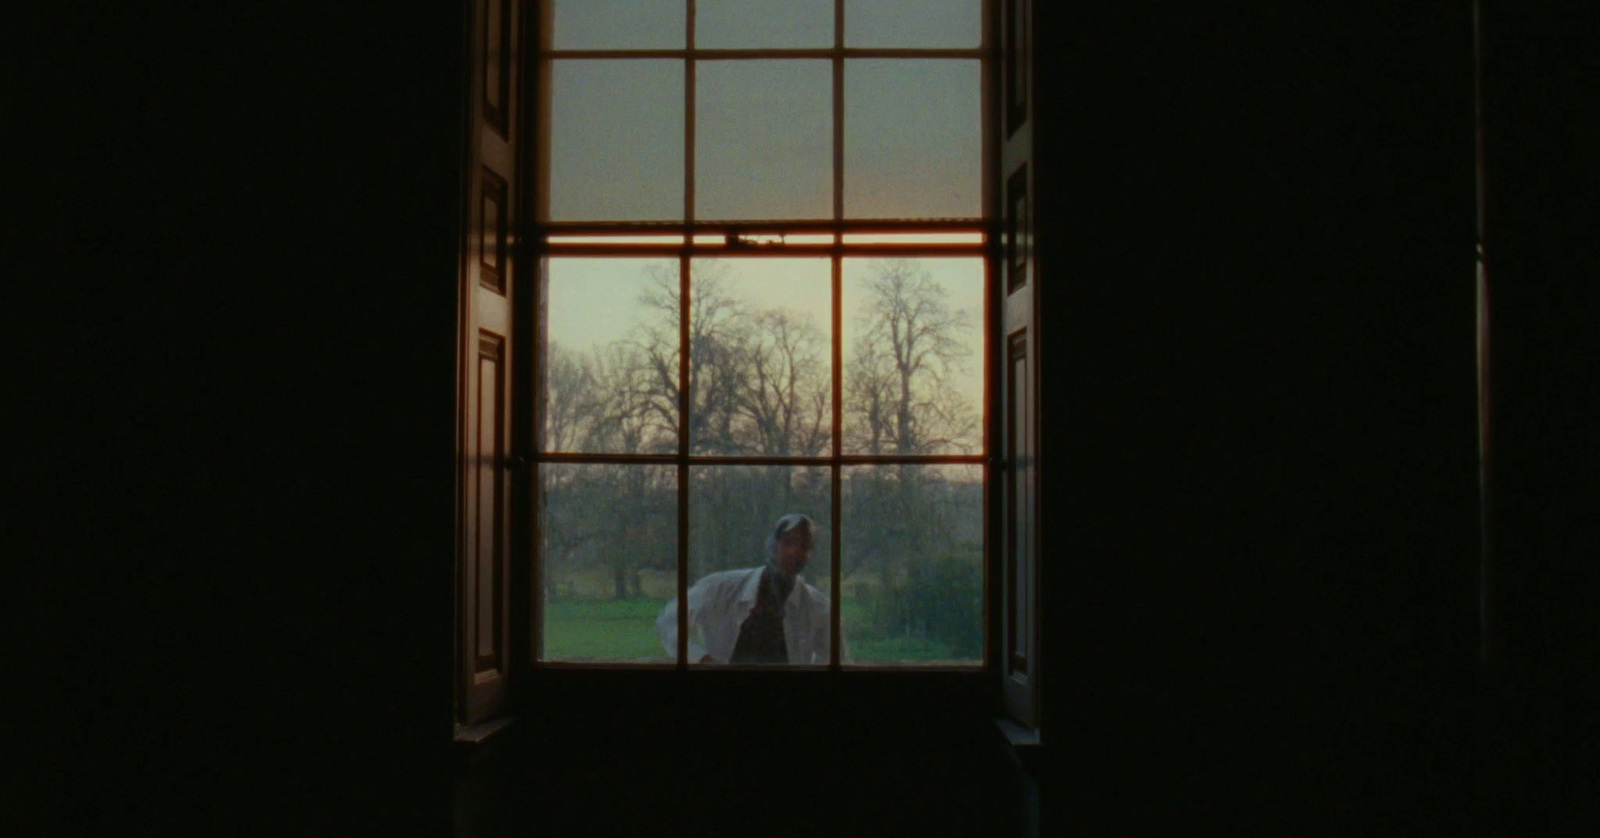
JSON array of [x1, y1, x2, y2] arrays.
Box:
[[539, 343, 598, 597], [734, 307, 830, 457], [540, 341, 672, 600], [632, 262, 747, 454], [845, 259, 978, 456], [588, 341, 662, 454], [841, 259, 980, 632], [542, 341, 597, 453], [545, 259, 982, 612]]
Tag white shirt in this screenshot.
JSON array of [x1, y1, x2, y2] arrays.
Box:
[[656, 566, 843, 665]]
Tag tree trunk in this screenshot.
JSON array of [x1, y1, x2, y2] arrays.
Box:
[[898, 368, 914, 455]]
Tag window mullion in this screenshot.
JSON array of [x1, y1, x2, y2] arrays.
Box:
[[676, 2, 695, 670], [832, 0, 845, 226], [531, 0, 992, 671], [684, 1, 697, 227], [829, 0, 846, 671], [543, 49, 986, 60], [830, 254, 844, 670], [676, 253, 691, 668]]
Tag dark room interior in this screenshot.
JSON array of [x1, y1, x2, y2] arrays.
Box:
[[18, 1, 1596, 835]]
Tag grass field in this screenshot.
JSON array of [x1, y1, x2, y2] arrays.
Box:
[[543, 597, 670, 662], [542, 596, 979, 665]]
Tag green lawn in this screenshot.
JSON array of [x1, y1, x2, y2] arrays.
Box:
[[543, 597, 671, 662], [542, 596, 978, 665]]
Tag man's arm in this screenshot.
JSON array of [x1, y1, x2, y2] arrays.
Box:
[[811, 589, 848, 664], [655, 583, 712, 663]]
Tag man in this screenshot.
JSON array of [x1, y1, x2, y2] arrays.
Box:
[[656, 513, 839, 665]]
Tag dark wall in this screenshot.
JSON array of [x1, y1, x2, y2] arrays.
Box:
[[1479, 1, 1600, 834], [1033, 4, 1480, 834], [23, 2, 464, 834]]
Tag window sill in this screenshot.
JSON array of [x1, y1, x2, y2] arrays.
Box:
[[994, 716, 1041, 776], [453, 716, 515, 748], [994, 716, 1039, 748]]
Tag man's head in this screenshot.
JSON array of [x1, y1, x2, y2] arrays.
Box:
[[766, 513, 815, 577]]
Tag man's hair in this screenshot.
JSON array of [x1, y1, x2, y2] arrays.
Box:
[[765, 513, 815, 559]]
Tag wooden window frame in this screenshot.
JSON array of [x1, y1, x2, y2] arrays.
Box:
[[525, 0, 997, 674], [458, 0, 1041, 730]]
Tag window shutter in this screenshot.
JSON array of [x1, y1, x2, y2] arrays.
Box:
[[998, 0, 1039, 731], [457, 0, 522, 727]]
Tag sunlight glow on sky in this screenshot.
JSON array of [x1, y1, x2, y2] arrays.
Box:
[[549, 0, 982, 50], [547, 256, 985, 411], [542, 0, 988, 411]]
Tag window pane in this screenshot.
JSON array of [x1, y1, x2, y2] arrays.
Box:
[[540, 463, 677, 663], [549, 60, 683, 221], [696, 0, 833, 49], [688, 258, 833, 456], [544, 258, 681, 454], [550, 0, 685, 50], [547, 234, 686, 245], [842, 257, 984, 455], [842, 464, 982, 666], [844, 0, 981, 48], [686, 466, 834, 666], [839, 232, 984, 245], [845, 59, 981, 219], [696, 60, 832, 221]]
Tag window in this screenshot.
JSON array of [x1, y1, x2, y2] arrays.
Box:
[[457, 0, 1036, 723], [535, 0, 987, 672]]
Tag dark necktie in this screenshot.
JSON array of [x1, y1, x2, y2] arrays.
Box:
[[730, 573, 788, 664]]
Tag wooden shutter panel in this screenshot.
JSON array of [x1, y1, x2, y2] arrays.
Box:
[[999, 0, 1040, 731], [458, 0, 521, 727]]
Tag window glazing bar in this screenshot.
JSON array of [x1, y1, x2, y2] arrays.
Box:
[[545, 48, 986, 60], [531, 0, 997, 673], [534, 452, 680, 464], [535, 453, 987, 466], [540, 243, 985, 258], [675, 1, 696, 671], [829, 0, 845, 670], [830, 259, 843, 670], [539, 219, 987, 234]]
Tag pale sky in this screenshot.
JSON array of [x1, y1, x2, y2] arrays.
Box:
[[543, 0, 987, 418], [550, 0, 982, 51], [547, 57, 980, 223], [546, 256, 985, 412]]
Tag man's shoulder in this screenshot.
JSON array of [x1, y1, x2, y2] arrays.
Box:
[[695, 567, 761, 588], [795, 577, 830, 605]]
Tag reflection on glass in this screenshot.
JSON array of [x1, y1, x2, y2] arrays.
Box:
[[683, 466, 834, 666], [688, 258, 833, 456], [544, 258, 680, 454], [842, 464, 982, 666], [549, 60, 683, 221], [697, 60, 832, 221], [844, 0, 982, 48], [776, 233, 836, 245], [546, 234, 685, 245], [839, 232, 983, 245], [540, 463, 677, 663], [842, 257, 984, 456], [845, 59, 982, 219], [697, 0, 833, 48], [551, 0, 685, 50]]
